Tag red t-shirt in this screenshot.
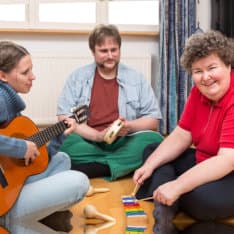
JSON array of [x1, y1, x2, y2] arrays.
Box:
[[87, 69, 119, 131], [179, 71, 234, 163]]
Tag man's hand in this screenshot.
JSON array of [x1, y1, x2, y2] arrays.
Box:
[[117, 117, 130, 136]]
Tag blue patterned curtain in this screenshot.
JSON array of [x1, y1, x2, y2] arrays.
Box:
[[157, 0, 196, 135]]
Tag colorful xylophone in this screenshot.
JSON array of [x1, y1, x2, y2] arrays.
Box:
[[122, 196, 148, 234]]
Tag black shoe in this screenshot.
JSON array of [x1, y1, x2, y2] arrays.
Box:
[[39, 210, 73, 233]]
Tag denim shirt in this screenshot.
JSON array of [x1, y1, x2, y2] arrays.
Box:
[[57, 63, 162, 121], [0, 82, 27, 158], [0, 134, 26, 159]]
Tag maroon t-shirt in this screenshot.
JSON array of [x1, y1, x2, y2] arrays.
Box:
[[87, 69, 119, 131]]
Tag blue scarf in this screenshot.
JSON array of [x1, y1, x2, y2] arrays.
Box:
[[0, 81, 26, 123]]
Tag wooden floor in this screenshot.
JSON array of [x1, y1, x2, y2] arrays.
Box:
[[2, 177, 234, 234], [69, 176, 155, 234], [43, 176, 234, 234]]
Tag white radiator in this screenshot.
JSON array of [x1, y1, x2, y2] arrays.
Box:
[[21, 53, 152, 126]]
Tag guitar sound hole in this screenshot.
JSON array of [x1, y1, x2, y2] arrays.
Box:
[[11, 133, 27, 139], [15, 158, 26, 166]]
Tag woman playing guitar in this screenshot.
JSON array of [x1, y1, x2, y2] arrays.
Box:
[[0, 41, 89, 231]]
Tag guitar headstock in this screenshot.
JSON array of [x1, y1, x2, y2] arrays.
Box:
[[71, 105, 90, 124]]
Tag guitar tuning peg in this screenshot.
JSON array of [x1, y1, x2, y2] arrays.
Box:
[[70, 106, 80, 114], [70, 105, 90, 124], [71, 105, 89, 114], [81, 115, 87, 121]]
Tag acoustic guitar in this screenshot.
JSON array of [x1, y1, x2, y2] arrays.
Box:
[[0, 105, 89, 216], [0, 226, 9, 234]]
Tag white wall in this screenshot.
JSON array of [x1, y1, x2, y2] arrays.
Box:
[[0, 32, 159, 124], [0, 33, 159, 90]]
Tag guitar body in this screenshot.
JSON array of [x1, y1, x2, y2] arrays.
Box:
[[0, 116, 48, 216], [0, 226, 10, 234]]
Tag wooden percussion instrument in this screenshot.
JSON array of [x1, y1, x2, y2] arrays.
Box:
[[104, 119, 124, 144], [86, 186, 110, 197], [122, 196, 148, 233], [83, 204, 115, 222]]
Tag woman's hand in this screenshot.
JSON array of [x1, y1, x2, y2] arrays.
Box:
[[133, 163, 155, 185], [63, 117, 76, 135], [24, 141, 40, 166], [153, 180, 182, 206]]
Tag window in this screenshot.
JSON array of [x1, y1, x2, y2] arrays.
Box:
[[0, 0, 27, 27], [39, 2, 96, 24], [0, 0, 159, 33], [109, 1, 158, 25], [0, 3, 25, 22]]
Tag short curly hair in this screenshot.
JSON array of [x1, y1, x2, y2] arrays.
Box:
[[180, 30, 233, 74], [88, 24, 121, 52]]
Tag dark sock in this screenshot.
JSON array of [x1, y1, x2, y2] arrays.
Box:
[[71, 162, 111, 178], [153, 201, 178, 234], [39, 210, 73, 232]]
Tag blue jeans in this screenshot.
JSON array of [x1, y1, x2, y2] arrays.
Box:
[[1, 152, 89, 229]]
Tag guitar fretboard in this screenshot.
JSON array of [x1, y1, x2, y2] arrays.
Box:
[[27, 113, 87, 147], [27, 121, 67, 147]]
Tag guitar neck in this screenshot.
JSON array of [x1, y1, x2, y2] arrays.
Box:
[[26, 105, 88, 147], [27, 121, 67, 147]]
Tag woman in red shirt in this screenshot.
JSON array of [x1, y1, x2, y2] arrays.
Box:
[[133, 30, 234, 233]]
